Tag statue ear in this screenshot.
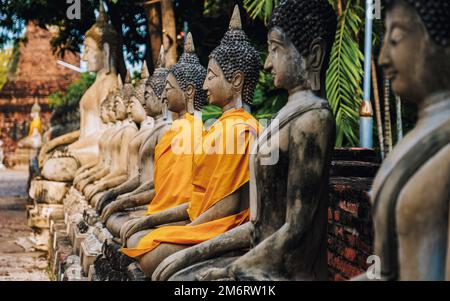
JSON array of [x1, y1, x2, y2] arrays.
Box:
[[231, 71, 244, 92], [308, 38, 325, 91], [186, 84, 195, 114], [103, 43, 111, 74]]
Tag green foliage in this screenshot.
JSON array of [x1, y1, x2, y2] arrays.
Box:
[[252, 70, 287, 119], [244, 0, 279, 23], [48, 72, 96, 108], [0, 47, 12, 90], [201, 104, 222, 122], [326, 0, 364, 146]]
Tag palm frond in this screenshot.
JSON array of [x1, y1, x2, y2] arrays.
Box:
[[326, 0, 364, 147]]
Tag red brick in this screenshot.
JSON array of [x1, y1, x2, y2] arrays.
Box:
[[343, 247, 357, 261], [339, 200, 359, 215]]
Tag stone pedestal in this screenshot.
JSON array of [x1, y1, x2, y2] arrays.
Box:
[[29, 179, 71, 204]]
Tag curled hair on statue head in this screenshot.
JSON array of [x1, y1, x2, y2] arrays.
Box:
[[385, 0, 450, 47], [170, 32, 207, 111], [209, 5, 261, 106], [268, 0, 337, 75]]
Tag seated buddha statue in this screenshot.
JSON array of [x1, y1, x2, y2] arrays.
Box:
[[101, 33, 207, 238], [73, 75, 132, 194], [63, 91, 117, 216], [37, 2, 119, 183], [85, 47, 171, 220], [72, 77, 122, 188], [120, 6, 262, 279], [86, 63, 155, 210], [354, 0, 450, 281], [80, 74, 138, 204], [153, 0, 338, 281], [18, 100, 43, 150]]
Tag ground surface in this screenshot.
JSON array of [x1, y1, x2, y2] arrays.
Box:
[[0, 168, 49, 281]]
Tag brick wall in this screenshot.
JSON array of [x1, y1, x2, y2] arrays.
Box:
[[327, 149, 379, 281]]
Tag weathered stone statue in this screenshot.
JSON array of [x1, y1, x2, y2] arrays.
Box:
[[79, 73, 138, 205], [38, 2, 119, 182], [120, 6, 262, 279], [152, 0, 337, 281], [89, 62, 156, 213], [18, 100, 43, 150], [355, 0, 450, 281], [103, 33, 206, 239]]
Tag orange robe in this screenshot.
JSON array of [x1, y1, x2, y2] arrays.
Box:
[[122, 108, 261, 258], [147, 113, 203, 214]]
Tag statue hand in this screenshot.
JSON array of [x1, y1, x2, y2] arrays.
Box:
[[152, 248, 191, 281], [196, 266, 235, 281], [101, 201, 123, 222], [121, 216, 151, 246]]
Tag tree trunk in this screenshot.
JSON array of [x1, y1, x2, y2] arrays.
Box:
[[145, 3, 162, 70], [106, 1, 127, 80], [161, 0, 177, 67]]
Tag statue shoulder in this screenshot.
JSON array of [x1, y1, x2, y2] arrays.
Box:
[[290, 107, 334, 137]]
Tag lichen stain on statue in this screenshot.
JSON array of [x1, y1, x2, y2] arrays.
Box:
[[354, 0, 450, 281], [38, 3, 119, 183]]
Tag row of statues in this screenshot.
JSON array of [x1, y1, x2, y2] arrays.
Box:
[[30, 0, 450, 281]]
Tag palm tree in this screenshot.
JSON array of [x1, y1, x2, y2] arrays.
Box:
[[244, 0, 365, 147]]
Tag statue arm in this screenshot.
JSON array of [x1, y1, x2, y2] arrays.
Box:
[[109, 175, 141, 198], [200, 110, 335, 281], [152, 222, 252, 281], [189, 187, 246, 226], [38, 130, 80, 166], [75, 161, 99, 178], [88, 174, 128, 197]]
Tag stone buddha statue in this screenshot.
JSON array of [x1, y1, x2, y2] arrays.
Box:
[[62, 91, 118, 218], [37, 2, 119, 183], [354, 0, 450, 281], [102, 34, 207, 239], [120, 6, 262, 279], [152, 0, 338, 281], [72, 86, 120, 188], [18, 100, 43, 150], [73, 75, 132, 194], [80, 73, 138, 204], [86, 61, 156, 214]]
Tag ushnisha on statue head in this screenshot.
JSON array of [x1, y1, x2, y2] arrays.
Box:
[[204, 5, 261, 112], [265, 0, 336, 95], [83, 0, 119, 73], [381, 0, 450, 104], [162, 32, 207, 119], [145, 46, 170, 118]]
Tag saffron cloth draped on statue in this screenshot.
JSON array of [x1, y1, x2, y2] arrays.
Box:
[[122, 108, 260, 257]]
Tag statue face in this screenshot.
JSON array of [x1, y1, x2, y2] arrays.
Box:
[[108, 100, 116, 123], [203, 58, 233, 108], [127, 95, 146, 123], [163, 73, 186, 113], [379, 2, 450, 103], [144, 85, 162, 117], [82, 37, 104, 72], [265, 27, 308, 91], [114, 95, 127, 121]]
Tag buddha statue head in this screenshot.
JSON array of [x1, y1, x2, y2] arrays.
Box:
[[163, 32, 207, 116], [380, 0, 450, 104], [113, 72, 131, 122], [128, 62, 150, 124], [145, 46, 170, 118], [265, 0, 336, 95], [203, 5, 261, 111], [82, 1, 118, 74], [31, 100, 41, 120]]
